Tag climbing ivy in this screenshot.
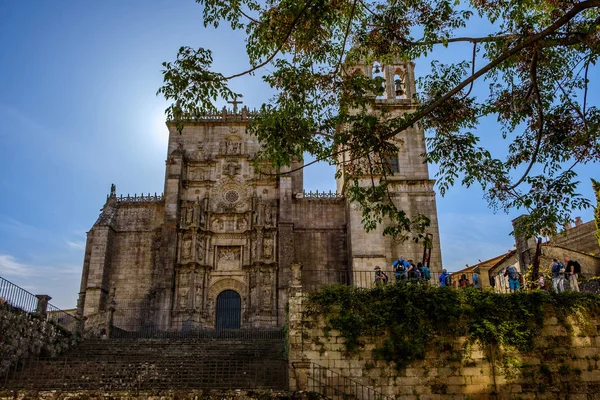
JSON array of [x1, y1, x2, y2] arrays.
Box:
[[306, 284, 600, 370], [593, 179, 600, 249]]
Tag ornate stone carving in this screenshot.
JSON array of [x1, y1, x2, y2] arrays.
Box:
[[187, 166, 206, 181], [263, 235, 274, 260], [178, 271, 191, 309], [211, 177, 252, 212], [196, 235, 206, 263], [236, 216, 248, 232], [262, 288, 272, 308], [216, 247, 242, 270], [183, 237, 193, 261], [194, 285, 203, 309], [224, 162, 240, 176], [212, 217, 225, 231], [179, 288, 189, 308], [226, 141, 242, 155]]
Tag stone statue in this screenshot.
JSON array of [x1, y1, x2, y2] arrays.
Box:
[[194, 286, 203, 309], [179, 272, 189, 286], [264, 236, 273, 259], [183, 238, 192, 259], [236, 217, 247, 231], [110, 184, 116, 197], [256, 201, 265, 225], [179, 288, 188, 308], [262, 287, 272, 308], [265, 203, 273, 225], [196, 236, 205, 263], [197, 196, 205, 227], [185, 206, 194, 225]]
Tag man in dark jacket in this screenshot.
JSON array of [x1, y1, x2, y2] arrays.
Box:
[[564, 256, 581, 292]]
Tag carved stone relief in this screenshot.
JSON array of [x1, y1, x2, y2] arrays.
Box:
[[196, 234, 206, 264], [180, 202, 195, 227], [254, 199, 276, 227], [223, 162, 240, 176], [225, 141, 242, 155], [263, 234, 274, 260], [216, 246, 242, 271], [261, 271, 273, 308], [181, 235, 193, 262], [236, 216, 248, 232], [212, 217, 225, 232], [194, 285, 203, 310], [211, 178, 252, 212], [187, 166, 206, 181], [178, 271, 191, 309]]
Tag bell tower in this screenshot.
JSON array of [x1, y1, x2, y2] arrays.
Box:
[[337, 57, 443, 276]]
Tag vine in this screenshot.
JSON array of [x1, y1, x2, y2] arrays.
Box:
[[306, 283, 600, 370]]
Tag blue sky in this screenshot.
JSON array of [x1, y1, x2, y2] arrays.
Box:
[[0, 2, 597, 308]]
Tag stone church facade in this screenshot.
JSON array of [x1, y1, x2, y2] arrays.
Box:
[[76, 58, 442, 331]]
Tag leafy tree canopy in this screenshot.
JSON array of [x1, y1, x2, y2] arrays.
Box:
[[158, 0, 600, 240]]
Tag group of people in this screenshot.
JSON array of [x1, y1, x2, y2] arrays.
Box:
[[438, 269, 482, 289], [374, 255, 583, 293], [546, 256, 582, 292], [373, 257, 432, 285]]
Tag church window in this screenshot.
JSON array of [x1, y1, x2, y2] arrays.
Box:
[[224, 190, 240, 203]]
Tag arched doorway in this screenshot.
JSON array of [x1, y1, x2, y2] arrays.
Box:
[[215, 290, 241, 329]]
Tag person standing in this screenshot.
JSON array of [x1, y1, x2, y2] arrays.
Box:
[[473, 273, 481, 289], [564, 256, 581, 292], [551, 258, 565, 293], [504, 265, 520, 293], [392, 257, 411, 281], [420, 262, 431, 283], [439, 269, 449, 287], [374, 266, 388, 286]]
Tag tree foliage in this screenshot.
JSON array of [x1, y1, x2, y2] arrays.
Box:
[[159, 0, 600, 239]]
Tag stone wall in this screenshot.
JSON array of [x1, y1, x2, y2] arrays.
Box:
[[549, 221, 599, 256], [288, 290, 600, 399], [292, 199, 347, 272], [0, 303, 78, 378], [541, 245, 600, 278]]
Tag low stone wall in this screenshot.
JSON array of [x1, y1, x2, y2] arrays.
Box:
[[0, 303, 79, 378], [288, 289, 600, 400], [0, 390, 306, 400]]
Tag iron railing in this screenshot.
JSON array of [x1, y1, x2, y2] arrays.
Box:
[[307, 362, 391, 400], [2, 357, 288, 391], [110, 306, 285, 339], [0, 276, 79, 331], [0, 276, 38, 312], [301, 269, 487, 292]]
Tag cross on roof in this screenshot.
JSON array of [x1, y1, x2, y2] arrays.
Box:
[[227, 95, 244, 114]]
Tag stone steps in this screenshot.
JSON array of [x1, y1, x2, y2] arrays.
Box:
[[64, 339, 283, 359], [2, 338, 288, 391]]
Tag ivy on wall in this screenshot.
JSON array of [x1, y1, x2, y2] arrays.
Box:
[[306, 284, 600, 370], [593, 178, 600, 249]]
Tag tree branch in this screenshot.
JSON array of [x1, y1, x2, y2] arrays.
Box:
[[383, 0, 600, 142], [504, 49, 543, 191], [334, 0, 357, 77], [224, 1, 313, 80]]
